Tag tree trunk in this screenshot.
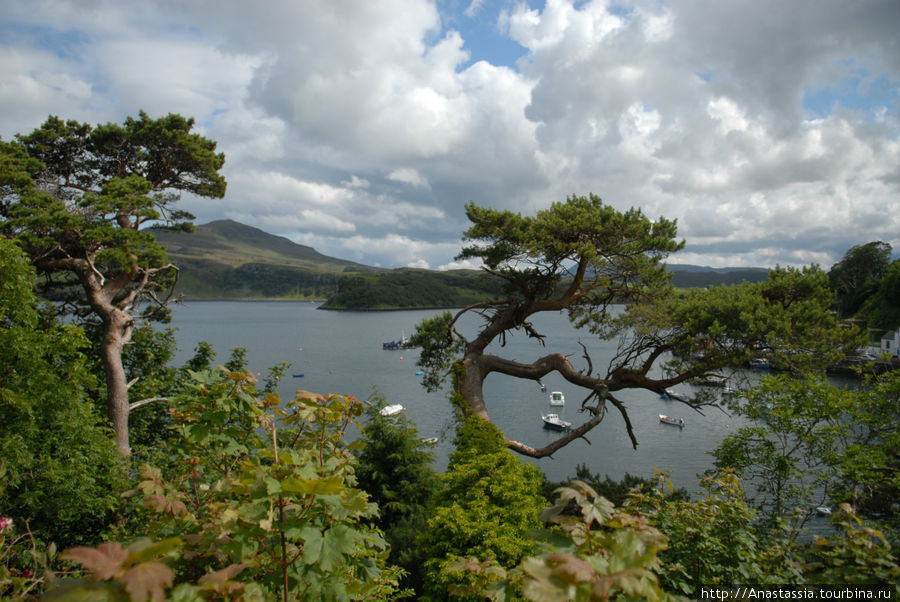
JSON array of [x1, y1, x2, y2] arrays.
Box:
[[459, 354, 489, 419], [100, 307, 132, 456]]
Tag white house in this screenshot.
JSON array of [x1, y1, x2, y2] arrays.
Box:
[[881, 329, 900, 358]]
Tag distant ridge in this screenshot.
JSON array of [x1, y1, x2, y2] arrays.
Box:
[[667, 263, 769, 287], [151, 219, 771, 302], [667, 264, 768, 274]]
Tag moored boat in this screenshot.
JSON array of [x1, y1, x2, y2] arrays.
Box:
[[379, 404, 405, 416], [382, 336, 416, 350], [542, 413, 572, 430], [694, 374, 727, 387], [549, 391, 565, 406], [659, 414, 685, 428], [660, 389, 687, 402]]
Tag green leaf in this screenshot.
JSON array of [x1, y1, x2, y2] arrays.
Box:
[[300, 527, 325, 565], [281, 475, 343, 495], [127, 537, 182, 564]]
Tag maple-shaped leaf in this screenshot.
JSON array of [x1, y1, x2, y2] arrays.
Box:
[[545, 552, 598, 585], [197, 562, 250, 586], [143, 494, 169, 513], [119, 561, 174, 602], [143, 493, 189, 517], [62, 542, 128, 580], [295, 390, 326, 403]]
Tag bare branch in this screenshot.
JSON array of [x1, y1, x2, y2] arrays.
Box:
[[85, 255, 106, 287], [129, 397, 169, 411], [506, 405, 607, 458], [606, 392, 638, 449], [578, 340, 593, 375], [447, 298, 511, 340]]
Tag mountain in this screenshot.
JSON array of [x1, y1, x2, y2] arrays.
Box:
[[154, 219, 373, 272], [152, 220, 381, 299]]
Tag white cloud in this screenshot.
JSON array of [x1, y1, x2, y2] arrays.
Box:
[[342, 175, 370, 189], [438, 258, 483, 271], [388, 167, 430, 189], [465, 0, 485, 18], [1, 0, 898, 271]]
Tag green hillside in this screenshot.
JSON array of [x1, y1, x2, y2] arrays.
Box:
[[153, 220, 382, 300], [153, 219, 374, 271], [321, 268, 504, 310]]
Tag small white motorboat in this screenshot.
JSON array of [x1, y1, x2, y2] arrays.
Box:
[[659, 414, 685, 428], [549, 391, 565, 406], [379, 404, 405, 416], [542, 413, 572, 430]]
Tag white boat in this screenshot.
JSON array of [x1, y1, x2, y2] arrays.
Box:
[[379, 404, 405, 416], [549, 391, 565, 406], [694, 374, 727, 387], [542, 413, 572, 430], [660, 389, 687, 402], [659, 414, 685, 428], [815, 505, 832, 516], [421, 436, 438, 445]]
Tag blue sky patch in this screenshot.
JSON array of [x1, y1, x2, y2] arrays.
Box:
[[803, 69, 899, 119]]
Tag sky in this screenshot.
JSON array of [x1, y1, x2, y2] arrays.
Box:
[[1, 0, 898, 271]]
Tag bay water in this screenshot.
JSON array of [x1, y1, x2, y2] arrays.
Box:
[[168, 301, 750, 490]]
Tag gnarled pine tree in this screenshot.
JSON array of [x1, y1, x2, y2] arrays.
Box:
[[412, 195, 861, 458], [0, 112, 225, 455]]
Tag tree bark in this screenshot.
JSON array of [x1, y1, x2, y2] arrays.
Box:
[[100, 311, 131, 455], [81, 257, 140, 457]]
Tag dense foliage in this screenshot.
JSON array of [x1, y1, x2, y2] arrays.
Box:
[[828, 241, 893, 319], [628, 471, 800, 592], [44, 370, 400, 601], [713, 370, 900, 546], [543, 464, 689, 508], [356, 394, 441, 592], [859, 259, 900, 331], [828, 241, 899, 330], [323, 268, 504, 309], [0, 239, 127, 550], [419, 413, 547, 600]]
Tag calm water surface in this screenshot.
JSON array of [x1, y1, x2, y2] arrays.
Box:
[[169, 301, 751, 489]]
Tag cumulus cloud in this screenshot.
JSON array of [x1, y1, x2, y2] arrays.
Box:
[[0, 0, 897, 270]]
